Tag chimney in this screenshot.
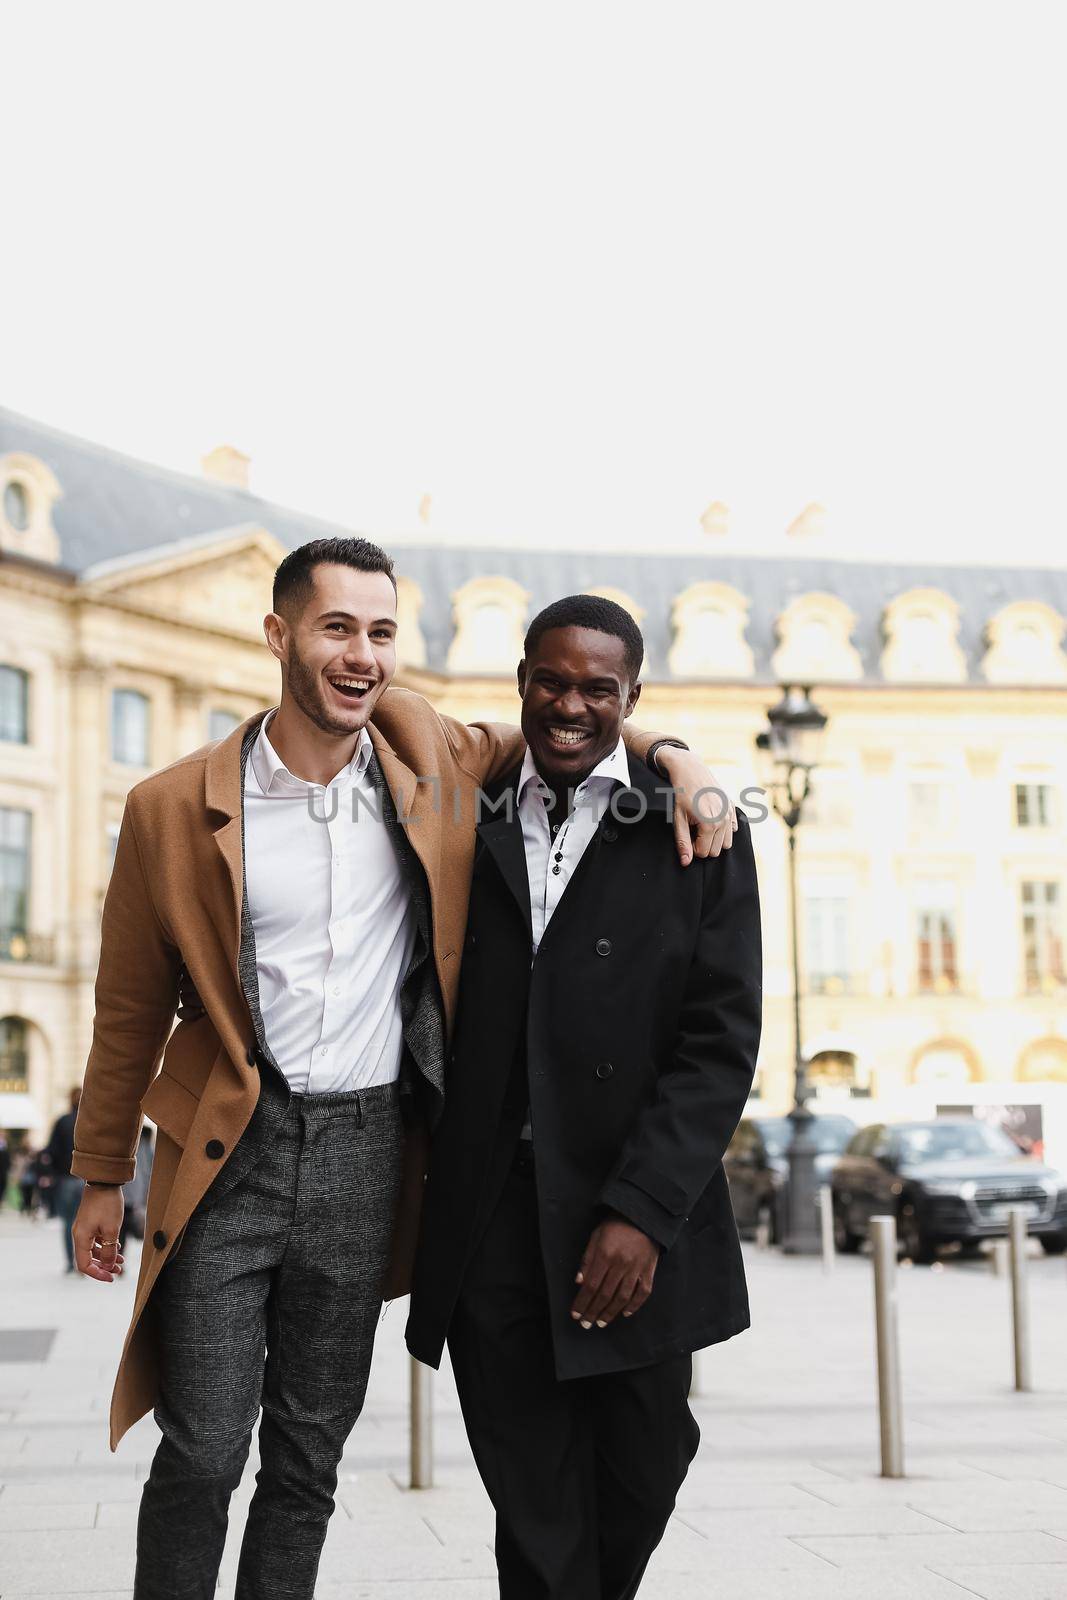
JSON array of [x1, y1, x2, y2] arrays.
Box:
[[699, 501, 729, 537], [202, 445, 251, 491], [787, 502, 826, 540]]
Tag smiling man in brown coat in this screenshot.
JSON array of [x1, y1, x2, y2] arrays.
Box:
[[69, 536, 732, 1600]]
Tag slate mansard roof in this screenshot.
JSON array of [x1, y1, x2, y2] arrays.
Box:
[[3, 404, 1067, 685]]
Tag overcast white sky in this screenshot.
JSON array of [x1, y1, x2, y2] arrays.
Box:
[[4, 3, 1065, 564]]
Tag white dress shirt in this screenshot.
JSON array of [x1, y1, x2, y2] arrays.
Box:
[[517, 737, 631, 954], [243, 714, 415, 1094]]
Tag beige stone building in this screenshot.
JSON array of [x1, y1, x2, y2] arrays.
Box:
[[2, 408, 1067, 1159]]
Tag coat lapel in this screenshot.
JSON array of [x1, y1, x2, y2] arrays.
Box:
[[475, 773, 532, 941], [204, 712, 269, 973]]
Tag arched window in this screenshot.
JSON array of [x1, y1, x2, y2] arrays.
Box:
[[882, 589, 966, 682], [772, 593, 862, 682], [668, 583, 754, 679], [0, 453, 62, 564], [982, 602, 1067, 684], [446, 577, 529, 674], [909, 1039, 980, 1090]]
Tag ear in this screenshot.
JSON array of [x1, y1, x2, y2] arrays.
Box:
[[263, 611, 289, 665], [625, 680, 642, 717], [516, 658, 527, 697]]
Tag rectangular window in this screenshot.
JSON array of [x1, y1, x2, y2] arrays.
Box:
[[208, 708, 241, 741], [111, 689, 150, 767], [1022, 880, 1065, 991], [915, 878, 959, 992], [804, 773, 852, 829], [0, 1016, 28, 1092], [805, 891, 851, 994], [0, 665, 29, 743], [909, 782, 950, 832], [1015, 783, 1055, 828], [0, 807, 31, 952]]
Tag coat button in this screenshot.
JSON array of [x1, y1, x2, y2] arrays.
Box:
[[595, 1061, 614, 1080], [246, 1044, 257, 1066], [205, 1139, 225, 1159], [152, 1229, 167, 1250], [603, 826, 618, 843], [595, 938, 612, 957]]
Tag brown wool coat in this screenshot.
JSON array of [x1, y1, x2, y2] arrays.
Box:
[[73, 689, 664, 1448]]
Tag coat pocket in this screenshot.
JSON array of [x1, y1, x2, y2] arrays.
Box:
[[139, 1070, 199, 1151]]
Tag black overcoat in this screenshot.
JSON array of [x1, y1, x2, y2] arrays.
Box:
[[406, 753, 763, 1380]]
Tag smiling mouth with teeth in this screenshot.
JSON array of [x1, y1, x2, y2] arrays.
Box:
[[328, 676, 375, 700], [547, 726, 593, 747]]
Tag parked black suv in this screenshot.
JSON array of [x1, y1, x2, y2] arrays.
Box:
[[725, 1113, 857, 1241], [831, 1118, 1067, 1263]]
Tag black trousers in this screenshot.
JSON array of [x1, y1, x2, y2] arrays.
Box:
[[448, 1162, 700, 1600], [135, 1086, 402, 1600]]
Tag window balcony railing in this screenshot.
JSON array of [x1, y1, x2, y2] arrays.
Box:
[[808, 973, 859, 997], [0, 929, 56, 964]]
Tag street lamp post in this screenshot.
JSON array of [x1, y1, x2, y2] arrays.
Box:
[[755, 684, 829, 1256]]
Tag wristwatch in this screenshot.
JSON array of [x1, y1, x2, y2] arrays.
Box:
[[645, 738, 688, 775]]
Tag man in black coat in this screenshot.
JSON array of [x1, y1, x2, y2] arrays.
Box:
[[407, 595, 763, 1600]]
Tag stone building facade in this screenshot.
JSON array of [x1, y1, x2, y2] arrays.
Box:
[[2, 407, 1067, 1156]]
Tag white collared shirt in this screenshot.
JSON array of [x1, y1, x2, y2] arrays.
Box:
[[243, 713, 415, 1094], [517, 737, 630, 954]]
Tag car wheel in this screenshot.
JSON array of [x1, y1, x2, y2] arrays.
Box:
[[900, 1204, 937, 1265], [833, 1201, 860, 1254], [957, 1238, 983, 1258], [1039, 1233, 1067, 1256]]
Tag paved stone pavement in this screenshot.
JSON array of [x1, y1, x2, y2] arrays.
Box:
[[2, 1207, 1067, 1598]]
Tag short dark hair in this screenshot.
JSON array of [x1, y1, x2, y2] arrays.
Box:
[[273, 537, 397, 618], [523, 594, 644, 684]]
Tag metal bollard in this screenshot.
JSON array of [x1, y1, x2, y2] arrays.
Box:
[[1008, 1207, 1033, 1393], [991, 1238, 1009, 1278], [871, 1216, 905, 1478], [409, 1356, 433, 1488], [819, 1184, 835, 1274]]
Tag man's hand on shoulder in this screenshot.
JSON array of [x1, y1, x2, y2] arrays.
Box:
[[654, 747, 737, 865], [570, 1216, 661, 1329], [73, 1187, 126, 1283]]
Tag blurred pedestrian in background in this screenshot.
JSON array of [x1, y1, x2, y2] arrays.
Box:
[[0, 1130, 10, 1208], [119, 1125, 154, 1255], [46, 1088, 83, 1271], [16, 1144, 38, 1216]]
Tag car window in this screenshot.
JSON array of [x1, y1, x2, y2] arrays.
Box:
[[897, 1122, 1023, 1163]]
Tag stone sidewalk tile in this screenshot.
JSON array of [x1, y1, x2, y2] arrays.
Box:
[[795, 1475, 1067, 1508], [0, 1478, 143, 1505], [638, 1570, 1016, 1600], [0, 1529, 137, 1591], [288, 1585, 498, 1600], [0, 1503, 96, 1530], [959, 1454, 1067, 1480], [675, 1478, 845, 1509], [917, 1503, 1067, 1534], [676, 1504, 953, 1537], [0, 1594, 133, 1600], [791, 1529, 1067, 1567], [931, 1567, 1067, 1600]]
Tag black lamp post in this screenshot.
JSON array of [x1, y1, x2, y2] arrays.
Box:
[[755, 684, 829, 1255]]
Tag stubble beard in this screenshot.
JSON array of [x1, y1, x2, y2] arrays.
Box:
[[286, 645, 367, 738]]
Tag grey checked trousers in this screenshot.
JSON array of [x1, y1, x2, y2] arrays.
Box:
[[135, 1084, 403, 1600]]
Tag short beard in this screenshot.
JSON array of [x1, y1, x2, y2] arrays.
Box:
[[285, 644, 362, 737]]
